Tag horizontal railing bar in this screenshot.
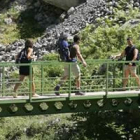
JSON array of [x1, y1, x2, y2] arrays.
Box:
[[0, 59, 140, 66]]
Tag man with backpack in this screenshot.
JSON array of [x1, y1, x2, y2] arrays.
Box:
[[57, 33, 71, 62], [54, 34, 87, 95], [114, 37, 140, 90]]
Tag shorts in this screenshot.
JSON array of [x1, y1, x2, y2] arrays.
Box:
[[19, 66, 33, 76], [63, 63, 80, 77], [124, 65, 136, 74]]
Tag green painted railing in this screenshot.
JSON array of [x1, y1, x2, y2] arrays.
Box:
[[0, 59, 140, 117], [0, 59, 140, 99]]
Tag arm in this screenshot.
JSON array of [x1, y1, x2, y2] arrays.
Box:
[[129, 48, 138, 66], [27, 48, 33, 59], [76, 45, 87, 67], [132, 48, 138, 61], [114, 50, 125, 59]]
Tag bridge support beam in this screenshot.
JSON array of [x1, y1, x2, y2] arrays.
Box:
[[0, 95, 140, 117]]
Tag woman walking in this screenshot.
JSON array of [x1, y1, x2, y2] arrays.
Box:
[[13, 39, 39, 98]]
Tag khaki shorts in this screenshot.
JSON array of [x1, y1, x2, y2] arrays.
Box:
[[63, 63, 80, 77], [124, 65, 136, 73]]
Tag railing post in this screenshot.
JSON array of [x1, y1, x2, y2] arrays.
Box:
[[122, 63, 124, 89], [113, 63, 115, 91], [29, 64, 32, 102], [68, 63, 71, 98], [2, 66, 5, 97], [105, 62, 109, 97], [41, 64, 44, 96]]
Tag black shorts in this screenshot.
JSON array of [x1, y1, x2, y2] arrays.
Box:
[[19, 66, 33, 76]]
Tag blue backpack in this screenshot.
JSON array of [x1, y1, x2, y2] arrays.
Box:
[[57, 39, 71, 62]]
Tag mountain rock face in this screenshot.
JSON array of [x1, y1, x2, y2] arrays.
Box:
[[1, 0, 140, 63], [42, 0, 86, 10]]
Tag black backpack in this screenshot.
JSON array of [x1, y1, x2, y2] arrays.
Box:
[[15, 49, 29, 64]]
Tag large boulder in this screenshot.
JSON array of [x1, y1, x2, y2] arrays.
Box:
[[42, 0, 86, 10]]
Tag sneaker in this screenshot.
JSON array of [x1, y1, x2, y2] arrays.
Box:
[[32, 93, 40, 97], [54, 85, 60, 96], [75, 90, 85, 96]]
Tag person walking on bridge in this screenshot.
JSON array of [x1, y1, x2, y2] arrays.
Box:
[[54, 35, 87, 95], [13, 39, 39, 98], [114, 37, 140, 90]]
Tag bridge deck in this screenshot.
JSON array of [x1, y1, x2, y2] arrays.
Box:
[[0, 90, 140, 101]]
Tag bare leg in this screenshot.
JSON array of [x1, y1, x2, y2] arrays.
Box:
[[14, 75, 25, 92], [130, 72, 140, 88], [123, 69, 130, 89], [28, 76, 39, 97], [75, 76, 80, 89], [59, 76, 68, 86], [13, 75, 26, 97], [75, 75, 84, 95], [54, 75, 68, 95], [58, 65, 69, 86]]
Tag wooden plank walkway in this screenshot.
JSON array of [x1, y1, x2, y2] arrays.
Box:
[[0, 90, 140, 101]]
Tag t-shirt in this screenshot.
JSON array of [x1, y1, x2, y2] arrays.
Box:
[[125, 45, 136, 66]]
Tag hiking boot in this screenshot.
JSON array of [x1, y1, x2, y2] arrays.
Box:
[[54, 85, 60, 96], [75, 90, 85, 96]]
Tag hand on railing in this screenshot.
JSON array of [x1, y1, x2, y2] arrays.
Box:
[[111, 55, 122, 61]]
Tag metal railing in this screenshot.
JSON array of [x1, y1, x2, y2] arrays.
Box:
[[0, 59, 140, 101]]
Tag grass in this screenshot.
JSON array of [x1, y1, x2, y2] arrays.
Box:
[[0, 0, 45, 45], [0, 24, 20, 44], [0, 114, 73, 140]]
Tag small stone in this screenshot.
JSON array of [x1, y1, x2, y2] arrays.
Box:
[[59, 13, 66, 21], [67, 7, 75, 16]]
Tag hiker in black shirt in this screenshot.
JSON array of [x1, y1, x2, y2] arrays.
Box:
[[114, 37, 140, 90]]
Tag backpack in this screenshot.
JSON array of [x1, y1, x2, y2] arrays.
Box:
[[15, 49, 29, 64], [57, 39, 72, 62]]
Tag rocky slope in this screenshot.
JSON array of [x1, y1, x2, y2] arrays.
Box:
[[0, 0, 140, 62]]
